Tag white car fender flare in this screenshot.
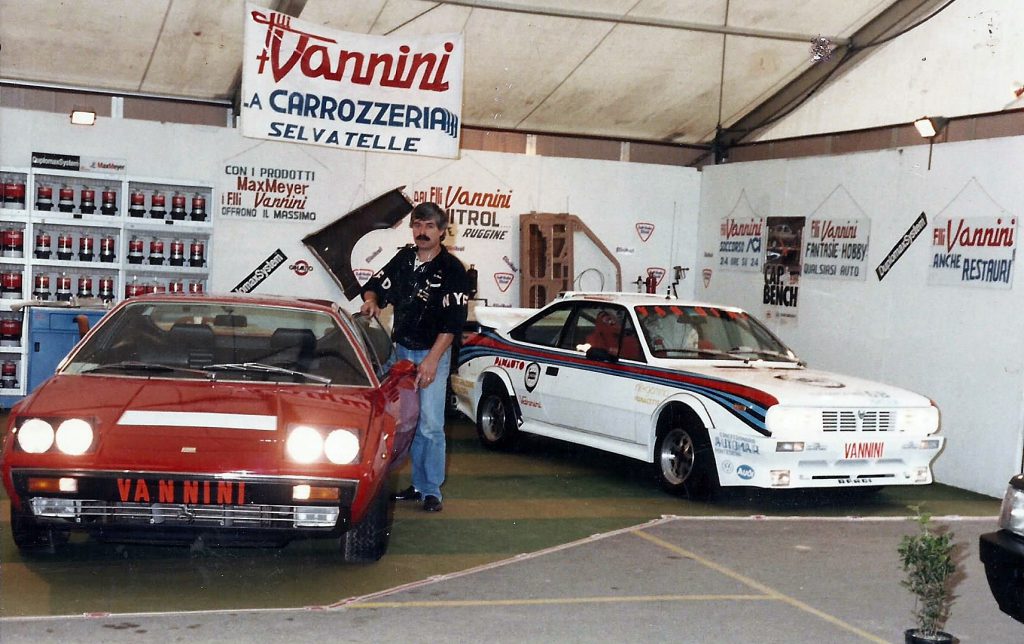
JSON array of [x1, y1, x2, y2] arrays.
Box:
[[645, 393, 715, 460], [476, 366, 523, 424]]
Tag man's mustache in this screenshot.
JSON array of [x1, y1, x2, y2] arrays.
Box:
[[416, 235, 431, 241]]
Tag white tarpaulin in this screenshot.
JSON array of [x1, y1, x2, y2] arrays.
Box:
[[241, 4, 464, 159]]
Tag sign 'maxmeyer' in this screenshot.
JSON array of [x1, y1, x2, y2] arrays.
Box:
[[241, 4, 464, 159]]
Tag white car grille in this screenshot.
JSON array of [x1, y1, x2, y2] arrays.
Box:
[[821, 410, 895, 432]]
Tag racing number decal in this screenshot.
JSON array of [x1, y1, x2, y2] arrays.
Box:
[[524, 363, 541, 392]]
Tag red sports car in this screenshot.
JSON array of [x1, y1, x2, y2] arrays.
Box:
[[1, 294, 418, 562]]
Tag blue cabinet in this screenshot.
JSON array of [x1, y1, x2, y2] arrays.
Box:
[[26, 307, 106, 394]]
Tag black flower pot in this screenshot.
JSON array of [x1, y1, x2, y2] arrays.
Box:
[[905, 628, 955, 644]]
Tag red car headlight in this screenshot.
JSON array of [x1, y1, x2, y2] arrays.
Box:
[[16, 417, 95, 455], [286, 425, 324, 463], [286, 425, 362, 464], [17, 418, 55, 453]]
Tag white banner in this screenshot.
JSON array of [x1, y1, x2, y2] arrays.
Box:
[[929, 215, 1017, 288], [717, 216, 763, 271], [241, 4, 464, 159], [802, 217, 870, 280]]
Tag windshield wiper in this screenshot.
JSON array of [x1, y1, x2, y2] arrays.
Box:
[[82, 361, 213, 378], [657, 348, 746, 361], [204, 362, 331, 384], [728, 348, 800, 363]]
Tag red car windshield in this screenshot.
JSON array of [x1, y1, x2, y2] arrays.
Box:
[[62, 301, 372, 386]]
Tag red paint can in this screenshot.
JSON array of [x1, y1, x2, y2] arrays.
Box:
[[99, 276, 115, 302], [190, 193, 207, 221], [1, 360, 17, 388], [150, 191, 166, 219], [170, 192, 187, 220], [168, 279, 184, 294], [36, 184, 54, 211], [125, 280, 146, 298], [58, 185, 75, 213], [188, 281, 204, 294], [101, 188, 118, 215], [57, 233, 74, 260], [189, 240, 206, 267], [34, 231, 51, 259], [1, 271, 22, 299], [149, 238, 165, 265], [99, 236, 116, 262], [0, 318, 21, 346], [33, 273, 51, 300], [127, 237, 144, 264], [80, 186, 96, 214], [3, 179, 26, 206], [77, 276, 94, 298], [78, 235, 95, 261], [128, 190, 146, 217], [169, 239, 185, 266], [55, 273, 73, 301], [2, 228, 24, 258]]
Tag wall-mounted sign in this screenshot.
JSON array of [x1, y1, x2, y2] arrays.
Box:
[[242, 5, 464, 159], [876, 212, 927, 281], [929, 215, 1017, 288], [802, 217, 870, 281]]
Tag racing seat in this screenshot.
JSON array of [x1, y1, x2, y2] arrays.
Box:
[[167, 322, 216, 368], [585, 312, 616, 352], [270, 328, 317, 371]]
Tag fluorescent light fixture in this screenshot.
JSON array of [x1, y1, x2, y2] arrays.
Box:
[[913, 116, 947, 138], [70, 109, 96, 126]]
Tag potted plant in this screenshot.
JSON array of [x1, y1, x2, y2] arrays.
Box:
[[897, 506, 957, 643]]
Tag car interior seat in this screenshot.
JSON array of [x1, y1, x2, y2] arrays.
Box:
[[167, 322, 216, 368], [270, 328, 317, 371]]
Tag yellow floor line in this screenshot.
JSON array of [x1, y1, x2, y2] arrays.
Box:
[[632, 530, 888, 644], [348, 594, 775, 609]]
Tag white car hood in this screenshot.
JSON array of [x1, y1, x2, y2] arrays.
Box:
[[661, 360, 931, 408]]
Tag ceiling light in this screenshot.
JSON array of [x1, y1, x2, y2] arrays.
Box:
[[70, 109, 96, 126], [913, 116, 947, 138]]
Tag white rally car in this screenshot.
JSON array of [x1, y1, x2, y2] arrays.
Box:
[[452, 292, 943, 498]]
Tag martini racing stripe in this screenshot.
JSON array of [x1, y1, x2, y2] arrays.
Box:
[[458, 331, 777, 434]]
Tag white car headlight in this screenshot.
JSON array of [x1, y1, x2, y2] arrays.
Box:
[[286, 425, 324, 463], [55, 418, 94, 455], [998, 484, 1024, 535], [324, 429, 360, 465], [897, 406, 940, 434], [764, 406, 819, 434], [17, 418, 54, 453]]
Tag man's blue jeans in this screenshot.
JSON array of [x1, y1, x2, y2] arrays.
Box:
[[393, 344, 451, 500]]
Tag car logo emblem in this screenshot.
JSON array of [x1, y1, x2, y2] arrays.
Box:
[[524, 363, 541, 392]]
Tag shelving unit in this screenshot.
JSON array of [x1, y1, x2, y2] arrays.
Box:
[[0, 165, 215, 405]]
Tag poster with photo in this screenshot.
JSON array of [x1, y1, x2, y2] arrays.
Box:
[[763, 216, 804, 322]]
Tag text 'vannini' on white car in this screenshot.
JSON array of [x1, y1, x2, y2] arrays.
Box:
[[451, 292, 943, 499]]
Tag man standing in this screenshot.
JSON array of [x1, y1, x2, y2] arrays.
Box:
[[360, 202, 468, 512]]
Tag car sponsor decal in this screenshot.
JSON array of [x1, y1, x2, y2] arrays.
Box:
[[714, 433, 760, 456], [843, 441, 884, 459], [524, 362, 541, 392], [459, 331, 778, 434], [117, 411, 277, 431], [774, 373, 845, 388], [116, 478, 248, 505], [736, 464, 755, 480]]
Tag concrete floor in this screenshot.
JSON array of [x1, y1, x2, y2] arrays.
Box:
[[1, 516, 1020, 643]]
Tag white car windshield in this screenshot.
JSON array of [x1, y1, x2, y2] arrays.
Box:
[[634, 304, 798, 362], [63, 301, 372, 385]]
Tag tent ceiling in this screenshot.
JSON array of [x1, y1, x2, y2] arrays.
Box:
[[1, 0, 1017, 149]]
